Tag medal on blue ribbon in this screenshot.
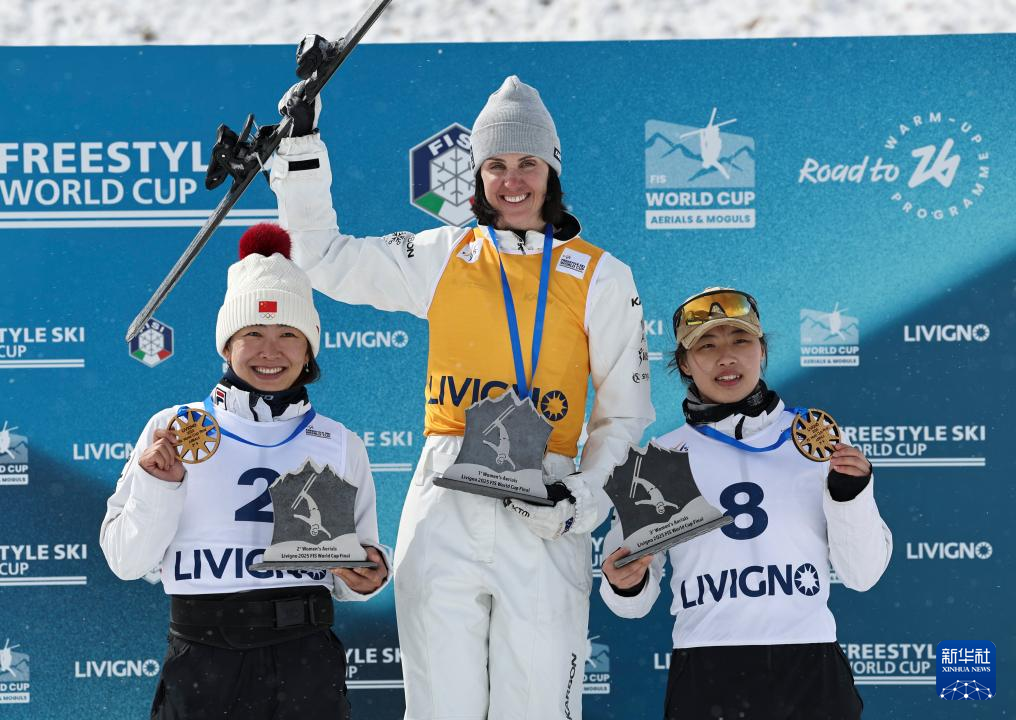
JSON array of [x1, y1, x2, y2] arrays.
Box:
[[692, 406, 841, 462], [170, 406, 221, 464]]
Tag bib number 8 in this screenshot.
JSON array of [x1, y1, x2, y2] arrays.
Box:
[[719, 481, 768, 540]]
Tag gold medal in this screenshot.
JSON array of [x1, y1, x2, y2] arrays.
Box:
[[791, 408, 841, 462], [170, 408, 220, 464]]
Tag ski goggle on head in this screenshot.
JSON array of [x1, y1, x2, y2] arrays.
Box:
[[673, 288, 763, 349]]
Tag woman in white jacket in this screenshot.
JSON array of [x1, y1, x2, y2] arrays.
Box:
[[100, 224, 389, 720], [600, 287, 892, 719], [273, 36, 654, 719]]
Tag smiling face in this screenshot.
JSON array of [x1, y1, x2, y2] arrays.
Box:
[[224, 325, 310, 392], [679, 323, 765, 404], [480, 153, 550, 231]]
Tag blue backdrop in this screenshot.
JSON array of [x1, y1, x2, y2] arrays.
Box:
[[1, 34, 1012, 718]]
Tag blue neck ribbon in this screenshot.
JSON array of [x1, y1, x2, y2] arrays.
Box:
[[487, 224, 554, 401], [690, 406, 806, 453], [200, 397, 317, 448]]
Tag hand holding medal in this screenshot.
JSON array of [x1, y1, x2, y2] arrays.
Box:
[[791, 408, 872, 477], [790, 408, 841, 462], [169, 407, 221, 464], [137, 427, 186, 483]]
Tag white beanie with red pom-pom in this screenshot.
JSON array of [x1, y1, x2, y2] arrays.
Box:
[[215, 223, 321, 359]]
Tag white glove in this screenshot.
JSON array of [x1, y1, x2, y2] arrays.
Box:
[[503, 474, 598, 539], [503, 494, 575, 540], [560, 472, 600, 534]]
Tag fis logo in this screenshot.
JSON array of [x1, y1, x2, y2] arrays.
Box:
[[679, 563, 822, 609], [0, 637, 30, 704], [0, 420, 29, 486], [800, 304, 860, 367], [645, 109, 757, 230], [427, 376, 569, 422], [129, 317, 174, 367], [583, 635, 611, 695], [410, 124, 474, 226]]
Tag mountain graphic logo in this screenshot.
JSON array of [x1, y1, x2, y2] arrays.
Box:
[[800, 305, 860, 345], [0, 638, 30, 682], [646, 115, 755, 189]]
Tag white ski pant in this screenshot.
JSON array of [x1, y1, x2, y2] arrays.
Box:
[[394, 435, 591, 720]]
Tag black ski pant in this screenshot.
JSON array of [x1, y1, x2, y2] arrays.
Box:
[[151, 629, 350, 720], [663, 642, 863, 720]]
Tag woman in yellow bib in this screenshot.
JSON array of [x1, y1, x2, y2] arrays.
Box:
[[272, 35, 654, 720]]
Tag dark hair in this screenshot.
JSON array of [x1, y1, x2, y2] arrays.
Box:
[[301, 355, 322, 386], [668, 333, 769, 384], [470, 168, 567, 228]]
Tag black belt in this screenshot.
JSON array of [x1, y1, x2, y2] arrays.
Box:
[[170, 588, 333, 629]]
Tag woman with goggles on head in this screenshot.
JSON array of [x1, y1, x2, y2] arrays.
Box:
[[600, 288, 892, 719]]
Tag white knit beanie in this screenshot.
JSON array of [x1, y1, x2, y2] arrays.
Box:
[[215, 224, 321, 359], [470, 75, 562, 176]]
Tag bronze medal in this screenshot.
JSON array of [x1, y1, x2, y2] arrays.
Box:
[[791, 408, 841, 462], [170, 408, 221, 464]]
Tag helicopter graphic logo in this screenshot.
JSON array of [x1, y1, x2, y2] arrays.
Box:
[[0, 420, 29, 486], [0, 421, 17, 459], [0, 639, 20, 678], [679, 108, 738, 180], [799, 304, 860, 367], [644, 111, 756, 230], [0, 637, 30, 687]]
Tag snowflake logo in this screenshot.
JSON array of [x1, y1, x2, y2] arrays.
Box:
[[410, 123, 475, 226], [128, 318, 174, 368]]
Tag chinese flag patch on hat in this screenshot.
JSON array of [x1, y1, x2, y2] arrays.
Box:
[[259, 300, 278, 313]]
